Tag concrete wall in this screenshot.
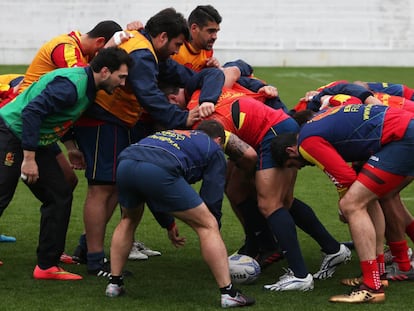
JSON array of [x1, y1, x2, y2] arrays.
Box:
[[1, 0, 414, 66]]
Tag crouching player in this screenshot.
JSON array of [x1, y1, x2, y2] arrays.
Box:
[[105, 120, 255, 308]]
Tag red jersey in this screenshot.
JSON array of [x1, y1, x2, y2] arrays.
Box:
[[188, 87, 290, 148], [374, 92, 414, 113]]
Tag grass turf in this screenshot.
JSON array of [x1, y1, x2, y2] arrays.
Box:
[[1, 65, 414, 310]]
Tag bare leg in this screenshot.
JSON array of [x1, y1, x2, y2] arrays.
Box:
[[382, 194, 409, 243], [255, 167, 295, 217], [110, 205, 143, 276], [381, 191, 412, 270], [108, 203, 254, 306], [84, 185, 118, 253], [172, 203, 231, 288], [225, 162, 250, 225], [339, 181, 378, 262]]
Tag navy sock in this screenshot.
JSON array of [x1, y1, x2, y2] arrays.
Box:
[[87, 251, 105, 271], [109, 275, 124, 286], [257, 225, 279, 251], [237, 198, 279, 252], [236, 197, 279, 256], [266, 208, 308, 278], [236, 198, 262, 256], [290, 198, 340, 254], [220, 283, 237, 296]]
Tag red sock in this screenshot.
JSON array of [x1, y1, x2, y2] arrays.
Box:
[[388, 240, 411, 271], [376, 254, 385, 276], [360, 259, 381, 290], [406, 221, 414, 244]]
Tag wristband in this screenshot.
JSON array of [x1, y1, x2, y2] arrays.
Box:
[[113, 31, 123, 45], [321, 96, 330, 109]]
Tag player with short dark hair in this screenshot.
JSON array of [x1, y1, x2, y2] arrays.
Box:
[[271, 104, 414, 303], [0, 47, 132, 280], [290, 82, 414, 278], [171, 5, 222, 71], [73, 7, 200, 277], [18, 20, 123, 94], [105, 120, 255, 308], [0, 20, 128, 265]]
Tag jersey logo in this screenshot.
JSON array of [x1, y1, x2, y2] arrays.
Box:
[[4, 152, 14, 166]]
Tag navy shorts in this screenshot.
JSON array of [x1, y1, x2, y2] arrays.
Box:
[[74, 123, 141, 184], [117, 159, 202, 212], [367, 119, 414, 176], [257, 117, 300, 170]]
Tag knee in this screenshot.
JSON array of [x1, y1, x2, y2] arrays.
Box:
[[258, 202, 284, 218], [195, 214, 220, 235], [338, 195, 361, 219], [203, 214, 220, 231]]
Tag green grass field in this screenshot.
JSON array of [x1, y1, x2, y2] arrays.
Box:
[[1, 65, 414, 310]]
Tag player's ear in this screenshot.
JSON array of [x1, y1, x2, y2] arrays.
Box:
[[167, 94, 177, 104], [94, 37, 107, 49], [190, 23, 198, 32], [99, 66, 111, 79], [159, 32, 168, 43], [286, 145, 298, 157], [213, 136, 223, 147]]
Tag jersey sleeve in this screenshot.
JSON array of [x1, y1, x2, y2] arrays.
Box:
[[299, 136, 357, 197], [184, 68, 224, 104], [51, 43, 88, 68], [127, 49, 190, 129], [21, 77, 78, 150]]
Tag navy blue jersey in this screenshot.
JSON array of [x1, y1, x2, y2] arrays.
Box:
[[366, 82, 414, 101], [297, 104, 413, 191], [299, 105, 387, 162], [120, 129, 225, 181], [308, 83, 373, 111], [119, 129, 227, 216]]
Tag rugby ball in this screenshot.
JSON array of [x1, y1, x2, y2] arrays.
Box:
[[228, 253, 261, 284]]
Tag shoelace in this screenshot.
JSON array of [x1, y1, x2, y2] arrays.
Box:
[[279, 267, 294, 280]]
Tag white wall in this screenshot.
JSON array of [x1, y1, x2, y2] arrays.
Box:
[[1, 0, 414, 66]]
